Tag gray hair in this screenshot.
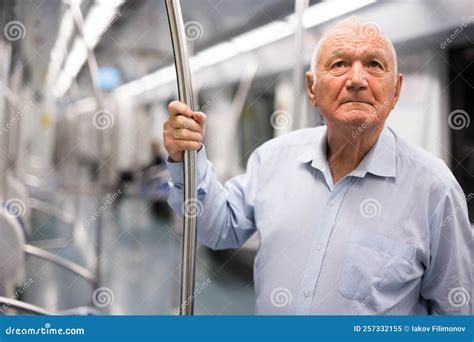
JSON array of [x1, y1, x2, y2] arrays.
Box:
[[310, 17, 398, 82]]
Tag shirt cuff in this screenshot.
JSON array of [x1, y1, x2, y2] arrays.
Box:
[[166, 145, 208, 187]]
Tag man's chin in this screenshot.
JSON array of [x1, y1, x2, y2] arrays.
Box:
[[332, 110, 378, 127]]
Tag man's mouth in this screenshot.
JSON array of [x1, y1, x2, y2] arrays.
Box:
[[342, 100, 371, 105]]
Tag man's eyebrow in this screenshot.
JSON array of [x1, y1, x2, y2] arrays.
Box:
[[322, 50, 348, 66], [326, 50, 347, 59], [323, 49, 389, 64]]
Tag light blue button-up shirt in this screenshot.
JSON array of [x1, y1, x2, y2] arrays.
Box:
[[167, 125, 472, 315]]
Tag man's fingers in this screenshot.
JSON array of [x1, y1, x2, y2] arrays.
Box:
[[168, 102, 205, 132], [193, 111, 207, 127], [168, 101, 194, 118], [168, 115, 202, 132], [164, 101, 207, 162], [171, 128, 203, 142]]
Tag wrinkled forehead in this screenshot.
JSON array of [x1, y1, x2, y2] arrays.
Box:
[[317, 26, 395, 65]]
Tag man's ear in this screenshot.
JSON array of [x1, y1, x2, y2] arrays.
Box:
[[392, 73, 403, 109], [306, 71, 318, 107]]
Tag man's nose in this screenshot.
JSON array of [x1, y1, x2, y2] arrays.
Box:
[[346, 62, 368, 91]]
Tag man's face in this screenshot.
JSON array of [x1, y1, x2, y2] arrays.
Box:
[[306, 26, 403, 131]]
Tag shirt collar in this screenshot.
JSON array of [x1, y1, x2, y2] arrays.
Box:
[[297, 126, 397, 179]]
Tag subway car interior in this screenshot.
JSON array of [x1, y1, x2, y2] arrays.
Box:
[[0, 0, 473, 316]]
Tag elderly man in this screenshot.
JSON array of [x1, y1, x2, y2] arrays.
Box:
[[163, 17, 472, 315]]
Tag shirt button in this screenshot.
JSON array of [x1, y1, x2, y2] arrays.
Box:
[[329, 200, 335, 206], [303, 290, 312, 298], [316, 244, 323, 251]]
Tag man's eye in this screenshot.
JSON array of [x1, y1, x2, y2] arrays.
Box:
[[368, 61, 383, 69], [331, 61, 346, 69]]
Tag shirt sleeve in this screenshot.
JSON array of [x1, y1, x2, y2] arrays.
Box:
[[421, 180, 473, 315], [166, 145, 259, 250]]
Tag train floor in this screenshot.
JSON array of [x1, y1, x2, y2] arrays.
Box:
[[20, 193, 255, 315]]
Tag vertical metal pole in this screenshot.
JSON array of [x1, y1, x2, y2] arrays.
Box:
[[0, 40, 12, 202], [165, 0, 198, 316], [69, 0, 107, 294], [292, 0, 308, 130], [1, 74, 25, 180], [8, 65, 23, 177]]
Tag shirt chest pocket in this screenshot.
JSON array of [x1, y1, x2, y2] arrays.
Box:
[[338, 233, 417, 303]]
